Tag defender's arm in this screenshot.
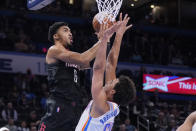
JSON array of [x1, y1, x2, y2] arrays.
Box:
[[105, 13, 132, 82], [92, 23, 121, 111], [177, 111, 196, 131]]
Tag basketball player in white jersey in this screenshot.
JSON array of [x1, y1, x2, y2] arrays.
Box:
[[177, 111, 196, 131], [76, 13, 136, 131]]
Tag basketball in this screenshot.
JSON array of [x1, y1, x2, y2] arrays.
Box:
[[92, 12, 115, 32]]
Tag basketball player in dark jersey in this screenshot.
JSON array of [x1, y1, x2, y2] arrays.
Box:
[[38, 22, 121, 131]]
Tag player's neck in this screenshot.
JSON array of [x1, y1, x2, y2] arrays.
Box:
[[55, 41, 69, 49]]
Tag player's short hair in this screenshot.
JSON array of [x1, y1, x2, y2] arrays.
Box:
[[113, 75, 136, 106], [48, 22, 68, 42]]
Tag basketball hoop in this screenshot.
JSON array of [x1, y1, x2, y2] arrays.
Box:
[[95, 0, 123, 24]]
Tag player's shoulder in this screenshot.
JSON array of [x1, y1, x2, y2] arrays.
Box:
[[48, 45, 60, 52], [188, 111, 196, 123], [190, 111, 196, 117], [85, 100, 93, 110], [48, 45, 66, 54], [106, 101, 120, 118], [107, 101, 119, 110], [93, 100, 119, 111]]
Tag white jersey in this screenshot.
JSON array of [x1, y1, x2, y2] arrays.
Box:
[[75, 100, 120, 131], [192, 123, 196, 131]]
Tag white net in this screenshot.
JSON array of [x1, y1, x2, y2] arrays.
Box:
[[95, 0, 123, 24]]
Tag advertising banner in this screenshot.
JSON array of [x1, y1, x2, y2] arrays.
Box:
[[143, 74, 196, 95], [0, 51, 47, 75]]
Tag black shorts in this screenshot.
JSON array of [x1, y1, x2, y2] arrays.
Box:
[[38, 97, 81, 131]]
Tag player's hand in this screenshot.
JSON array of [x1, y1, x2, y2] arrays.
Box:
[[116, 13, 132, 36], [98, 21, 121, 41], [96, 23, 106, 40]]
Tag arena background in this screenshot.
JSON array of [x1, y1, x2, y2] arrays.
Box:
[[0, 0, 196, 131]]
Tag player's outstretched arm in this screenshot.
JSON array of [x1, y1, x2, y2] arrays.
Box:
[[79, 41, 100, 69], [92, 22, 121, 111], [177, 111, 196, 131], [105, 13, 132, 83], [47, 41, 100, 67]]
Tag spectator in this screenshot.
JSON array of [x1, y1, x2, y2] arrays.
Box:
[[154, 111, 168, 130], [5, 118, 17, 131], [40, 91, 49, 110], [1, 102, 18, 121], [0, 98, 5, 113], [17, 94, 30, 115], [17, 121, 30, 131], [8, 87, 19, 106], [14, 38, 29, 52], [171, 104, 180, 118], [119, 124, 126, 131], [27, 111, 40, 128], [162, 102, 170, 122], [165, 119, 177, 131], [29, 126, 36, 131], [168, 114, 175, 123], [125, 118, 137, 131]]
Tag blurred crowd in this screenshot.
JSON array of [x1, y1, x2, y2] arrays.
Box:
[[0, 13, 94, 54], [0, 12, 196, 68], [113, 68, 196, 131], [0, 70, 47, 131], [0, 68, 195, 131], [0, 0, 84, 17], [128, 91, 196, 131], [0, 0, 195, 68], [0, 68, 91, 131]]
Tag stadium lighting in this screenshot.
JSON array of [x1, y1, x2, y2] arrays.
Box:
[[69, 0, 74, 5], [133, 0, 138, 2], [150, 4, 155, 8], [131, 4, 134, 7]]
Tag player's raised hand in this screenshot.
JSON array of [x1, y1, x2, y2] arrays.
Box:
[[116, 13, 132, 36], [97, 21, 121, 41], [96, 23, 107, 40]]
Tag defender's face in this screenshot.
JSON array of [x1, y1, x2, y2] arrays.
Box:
[[56, 26, 73, 46]]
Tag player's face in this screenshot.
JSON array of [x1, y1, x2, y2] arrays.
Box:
[[104, 79, 119, 101], [56, 26, 73, 46]]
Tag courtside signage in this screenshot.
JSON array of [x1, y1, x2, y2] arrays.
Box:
[[143, 74, 196, 95], [0, 52, 46, 75]]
